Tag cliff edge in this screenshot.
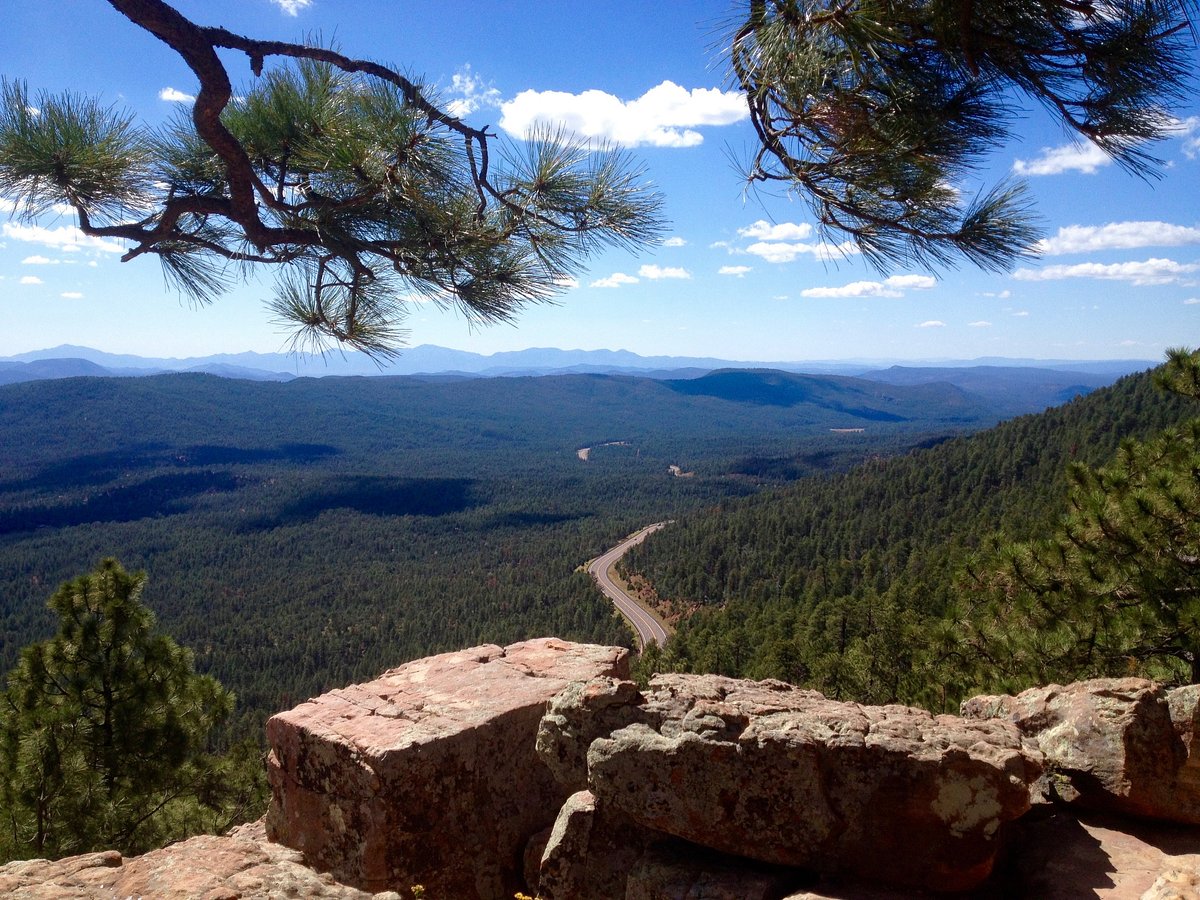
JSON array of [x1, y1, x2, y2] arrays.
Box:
[[3, 638, 1198, 899]]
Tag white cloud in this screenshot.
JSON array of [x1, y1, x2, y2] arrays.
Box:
[[718, 265, 752, 277], [1184, 297, 1200, 305], [917, 320, 946, 328], [1039, 221, 1200, 255], [1012, 310, 1031, 317], [1013, 142, 1111, 176], [744, 239, 858, 264], [1014, 257, 1200, 286], [637, 264, 690, 280], [590, 272, 639, 288], [732, 220, 860, 263], [884, 274, 937, 291], [553, 275, 579, 290], [60, 291, 84, 299], [445, 66, 501, 118], [159, 87, 195, 103], [271, 0, 312, 15], [968, 320, 993, 327], [21, 255, 55, 264], [662, 236, 687, 247], [737, 220, 813, 242], [1171, 116, 1200, 159], [801, 280, 903, 299], [2, 222, 125, 254], [19, 275, 43, 285], [499, 80, 746, 148], [799, 273, 935, 298]]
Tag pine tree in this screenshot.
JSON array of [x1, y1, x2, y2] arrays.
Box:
[[730, 0, 1198, 271], [0, 0, 664, 358], [0, 559, 238, 860], [961, 349, 1200, 690]]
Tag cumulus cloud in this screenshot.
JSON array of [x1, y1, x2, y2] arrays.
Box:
[[590, 272, 639, 288], [884, 274, 937, 291], [662, 236, 687, 247], [735, 219, 857, 263], [1185, 297, 1200, 305], [917, 320, 946, 328], [272, 0, 312, 14], [445, 66, 501, 119], [159, 87, 195, 103], [60, 291, 84, 299], [800, 274, 937, 298], [1039, 221, 1200, 255], [718, 265, 752, 277], [968, 321, 993, 327], [744, 239, 859, 264], [737, 220, 814, 241], [499, 80, 746, 148], [1172, 116, 1200, 159], [2, 222, 125, 254], [21, 255, 55, 264], [1013, 142, 1111, 176], [637, 264, 690, 280], [19, 275, 43, 285], [1014, 257, 1200, 286]]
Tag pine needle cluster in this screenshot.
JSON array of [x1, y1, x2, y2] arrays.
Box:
[[0, 1, 665, 357]]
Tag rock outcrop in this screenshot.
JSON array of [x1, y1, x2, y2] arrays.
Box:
[[265, 638, 629, 898], [0, 821, 394, 899], [536, 673, 1039, 894], [963, 678, 1200, 825], [6, 645, 1200, 899]]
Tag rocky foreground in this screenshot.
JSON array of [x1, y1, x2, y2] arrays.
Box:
[[3, 638, 1199, 899]]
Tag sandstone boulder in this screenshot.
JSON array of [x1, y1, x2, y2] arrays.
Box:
[[0, 820, 394, 900], [265, 638, 628, 898], [963, 678, 1200, 825], [532, 789, 652, 900], [540, 673, 1040, 893]]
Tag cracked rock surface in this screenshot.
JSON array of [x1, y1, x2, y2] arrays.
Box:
[[265, 638, 628, 897], [539, 673, 1041, 893]]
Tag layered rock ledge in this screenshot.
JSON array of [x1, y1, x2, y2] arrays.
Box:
[[5, 641, 1200, 899], [537, 673, 1040, 894]]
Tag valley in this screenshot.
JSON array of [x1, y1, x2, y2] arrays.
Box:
[[0, 359, 1170, 740]]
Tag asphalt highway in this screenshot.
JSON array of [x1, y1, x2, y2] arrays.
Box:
[[587, 523, 669, 649]]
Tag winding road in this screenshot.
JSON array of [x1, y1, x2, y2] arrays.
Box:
[[587, 523, 670, 649]]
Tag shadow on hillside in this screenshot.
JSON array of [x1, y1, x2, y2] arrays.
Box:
[[0, 443, 339, 493], [0, 470, 241, 535], [254, 476, 480, 527]]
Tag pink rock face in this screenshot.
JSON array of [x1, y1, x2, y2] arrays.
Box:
[[546, 674, 1040, 893], [0, 821, 379, 899], [963, 678, 1200, 825], [265, 638, 629, 898]]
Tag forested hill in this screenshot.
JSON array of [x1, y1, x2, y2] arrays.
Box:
[[0, 367, 1026, 739], [624, 363, 1195, 709]]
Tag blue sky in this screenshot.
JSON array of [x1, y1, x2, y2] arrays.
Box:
[[1, 0, 1199, 363]]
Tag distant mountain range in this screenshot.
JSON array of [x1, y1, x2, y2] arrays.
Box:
[[0, 343, 1156, 386]]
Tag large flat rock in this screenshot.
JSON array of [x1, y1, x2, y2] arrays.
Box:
[[265, 638, 629, 898], [539, 673, 1040, 893]]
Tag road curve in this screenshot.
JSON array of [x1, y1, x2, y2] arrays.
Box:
[[587, 523, 670, 650]]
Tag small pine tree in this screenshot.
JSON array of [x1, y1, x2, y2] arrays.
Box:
[[958, 349, 1200, 691], [0, 559, 239, 861]]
